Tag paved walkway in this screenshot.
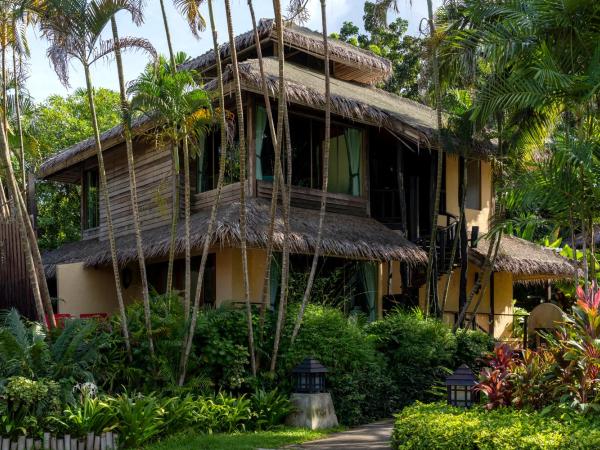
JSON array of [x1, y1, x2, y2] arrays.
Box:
[[284, 420, 394, 450]]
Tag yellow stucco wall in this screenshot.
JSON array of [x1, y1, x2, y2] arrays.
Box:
[[215, 247, 267, 307], [56, 262, 139, 316], [445, 155, 493, 233]]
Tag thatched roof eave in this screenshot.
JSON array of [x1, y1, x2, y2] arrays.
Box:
[[42, 198, 427, 277], [469, 235, 576, 280]]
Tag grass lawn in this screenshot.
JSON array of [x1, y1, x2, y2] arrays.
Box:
[[144, 428, 337, 450]]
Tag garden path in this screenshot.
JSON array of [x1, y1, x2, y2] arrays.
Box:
[[280, 420, 393, 450]]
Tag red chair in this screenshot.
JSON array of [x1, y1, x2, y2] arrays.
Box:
[[46, 313, 74, 329]]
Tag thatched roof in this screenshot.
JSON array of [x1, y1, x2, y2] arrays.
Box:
[[469, 234, 576, 281], [212, 57, 495, 156], [42, 198, 427, 277], [38, 115, 154, 179], [182, 18, 392, 84]]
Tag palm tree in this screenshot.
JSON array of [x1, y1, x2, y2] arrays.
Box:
[[109, 6, 156, 360], [157, 0, 206, 296], [171, 0, 208, 320], [223, 0, 256, 376], [179, 0, 228, 385], [39, 0, 155, 354], [128, 53, 211, 325], [290, 0, 331, 342]]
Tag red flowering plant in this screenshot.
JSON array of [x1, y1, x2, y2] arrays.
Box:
[[474, 343, 520, 409], [556, 285, 600, 411]]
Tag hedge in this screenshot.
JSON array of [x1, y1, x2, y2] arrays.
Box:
[[392, 402, 600, 450]]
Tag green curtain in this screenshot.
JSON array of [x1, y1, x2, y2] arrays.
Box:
[[255, 105, 267, 181], [270, 253, 282, 310], [345, 128, 362, 196], [361, 262, 377, 322], [196, 136, 206, 192], [328, 135, 351, 194]]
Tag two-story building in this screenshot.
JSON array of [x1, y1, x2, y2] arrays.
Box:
[[40, 19, 574, 339]]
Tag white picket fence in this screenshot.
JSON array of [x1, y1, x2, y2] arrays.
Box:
[[0, 432, 118, 450]]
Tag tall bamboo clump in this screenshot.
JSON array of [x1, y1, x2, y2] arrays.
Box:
[[109, 8, 157, 360], [179, 0, 229, 386], [291, 0, 331, 343]]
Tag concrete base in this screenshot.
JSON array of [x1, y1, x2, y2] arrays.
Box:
[[286, 393, 339, 430]]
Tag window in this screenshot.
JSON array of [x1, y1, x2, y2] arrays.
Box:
[[466, 160, 482, 210], [196, 129, 239, 193], [83, 168, 99, 229], [256, 106, 362, 196]]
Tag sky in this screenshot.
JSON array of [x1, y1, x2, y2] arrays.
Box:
[[25, 0, 442, 102]]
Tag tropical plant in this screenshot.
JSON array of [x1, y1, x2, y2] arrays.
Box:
[[111, 392, 165, 448], [474, 343, 518, 409], [250, 389, 292, 430], [60, 396, 117, 438]]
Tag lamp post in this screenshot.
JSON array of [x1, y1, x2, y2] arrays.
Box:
[[445, 364, 478, 408], [292, 358, 328, 393], [286, 358, 338, 429]]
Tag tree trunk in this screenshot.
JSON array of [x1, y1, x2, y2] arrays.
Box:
[[159, 0, 177, 70], [183, 132, 191, 320], [424, 0, 444, 316], [110, 16, 146, 360], [12, 45, 26, 192], [248, 0, 285, 361], [83, 62, 152, 355], [290, 0, 331, 343], [159, 0, 179, 295], [224, 0, 256, 376], [179, 0, 230, 385], [0, 125, 46, 325], [269, 0, 294, 373]]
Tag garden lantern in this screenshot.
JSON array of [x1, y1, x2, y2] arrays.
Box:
[[445, 364, 478, 408], [292, 358, 328, 393]]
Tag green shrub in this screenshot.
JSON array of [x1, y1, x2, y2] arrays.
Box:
[[276, 305, 392, 426], [392, 402, 600, 449], [60, 396, 117, 438], [367, 309, 456, 408], [111, 392, 165, 448], [250, 389, 293, 430], [0, 376, 62, 437]]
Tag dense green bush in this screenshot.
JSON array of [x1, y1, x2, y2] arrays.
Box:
[[366, 309, 492, 409], [392, 402, 600, 449], [277, 305, 394, 426]]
